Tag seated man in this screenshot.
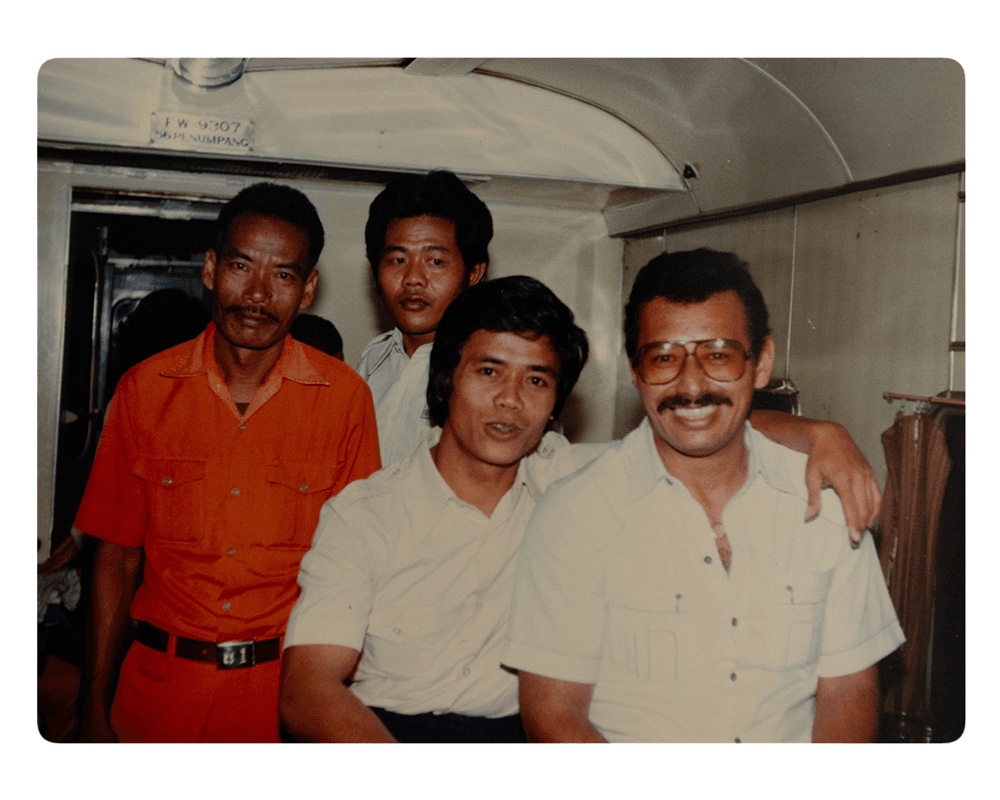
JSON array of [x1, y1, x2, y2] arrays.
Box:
[[502, 249, 905, 742], [280, 276, 594, 741], [280, 272, 884, 743]]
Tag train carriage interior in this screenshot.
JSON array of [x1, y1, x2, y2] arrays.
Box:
[[35, 56, 966, 748]]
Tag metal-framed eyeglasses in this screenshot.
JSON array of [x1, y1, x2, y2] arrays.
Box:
[[632, 338, 754, 385]]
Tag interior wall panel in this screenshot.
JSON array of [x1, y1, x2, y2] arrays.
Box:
[[791, 174, 962, 482]]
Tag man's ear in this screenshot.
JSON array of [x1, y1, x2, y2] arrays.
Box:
[[201, 250, 217, 293], [753, 336, 776, 390], [299, 269, 319, 310], [467, 262, 487, 288]]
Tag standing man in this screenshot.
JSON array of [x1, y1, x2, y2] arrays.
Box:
[[75, 183, 381, 742], [503, 249, 904, 742], [359, 170, 881, 538], [280, 276, 596, 742], [357, 170, 489, 465]]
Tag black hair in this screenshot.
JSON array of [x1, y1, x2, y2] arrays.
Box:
[[290, 313, 343, 357], [624, 248, 771, 361], [211, 182, 325, 271], [364, 170, 493, 282], [427, 276, 589, 428]]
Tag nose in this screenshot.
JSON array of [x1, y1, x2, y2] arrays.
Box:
[[245, 270, 271, 302], [495, 376, 524, 410], [674, 348, 710, 395], [402, 261, 428, 287]]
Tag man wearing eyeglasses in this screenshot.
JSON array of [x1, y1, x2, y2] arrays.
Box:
[[502, 248, 904, 742]]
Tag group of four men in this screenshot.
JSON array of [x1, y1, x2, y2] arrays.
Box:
[[74, 171, 902, 743]]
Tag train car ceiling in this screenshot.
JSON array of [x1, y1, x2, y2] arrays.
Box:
[[37, 58, 963, 234]]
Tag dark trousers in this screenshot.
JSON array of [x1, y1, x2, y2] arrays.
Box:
[[371, 706, 527, 743]]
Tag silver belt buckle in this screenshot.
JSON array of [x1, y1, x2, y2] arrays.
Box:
[[216, 639, 255, 670]]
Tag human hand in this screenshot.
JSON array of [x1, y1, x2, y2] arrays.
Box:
[[804, 421, 882, 545], [38, 536, 81, 574]]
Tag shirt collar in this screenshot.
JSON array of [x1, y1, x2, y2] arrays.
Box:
[[630, 417, 801, 504], [161, 322, 328, 386], [409, 426, 533, 537]]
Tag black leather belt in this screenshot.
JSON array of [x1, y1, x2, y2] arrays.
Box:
[[135, 620, 281, 670]]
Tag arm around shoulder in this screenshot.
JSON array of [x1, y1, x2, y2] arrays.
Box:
[[280, 644, 396, 742]]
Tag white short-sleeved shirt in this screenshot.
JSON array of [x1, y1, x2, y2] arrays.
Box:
[[284, 429, 605, 718], [356, 329, 433, 467], [502, 420, 905, 742]]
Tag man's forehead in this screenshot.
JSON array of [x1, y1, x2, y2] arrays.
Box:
[[640, 291, 748, 337], [463, 329, 560, 370]]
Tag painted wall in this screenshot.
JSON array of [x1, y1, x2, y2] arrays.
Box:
[[615, 173, 964, 487]]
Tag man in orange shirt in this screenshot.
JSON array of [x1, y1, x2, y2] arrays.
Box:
[[75, 183, 381, 742]]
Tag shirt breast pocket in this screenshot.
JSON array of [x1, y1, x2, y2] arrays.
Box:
[[132, 456, 206, 542], [740, 571, 833, 670], [603, 604, 698, 683], [262, 462, 340, 547]]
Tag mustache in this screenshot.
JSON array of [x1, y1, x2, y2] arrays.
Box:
[[657, 393, 732, 414], [223, 304, 280, 323]]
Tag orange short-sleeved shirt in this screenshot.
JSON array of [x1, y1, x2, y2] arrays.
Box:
[[75, 323, 381, 642]]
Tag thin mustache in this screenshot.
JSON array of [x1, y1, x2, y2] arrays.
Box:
[[224, 305, 279, 323], [657, 393, 732, 414]]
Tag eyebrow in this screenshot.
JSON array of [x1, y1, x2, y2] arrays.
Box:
[[382, 243, 451, 254]]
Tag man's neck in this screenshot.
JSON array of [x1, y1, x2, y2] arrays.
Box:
[[400, 329, 434, 358], [429, 435, 521, 518], [656, 436, 750, 524], [213, 330, 285, 404]]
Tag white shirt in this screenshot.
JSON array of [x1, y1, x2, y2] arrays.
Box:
[[284, 428, 605, 718], [356, 329, 433, 466], [502, 420, 905, 742]]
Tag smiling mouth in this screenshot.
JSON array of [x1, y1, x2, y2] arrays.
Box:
[[487, 421, 520, 435], [657, 393, 732, 415]]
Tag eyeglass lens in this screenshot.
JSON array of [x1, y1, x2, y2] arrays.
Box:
[[638, 340, 749, 384]]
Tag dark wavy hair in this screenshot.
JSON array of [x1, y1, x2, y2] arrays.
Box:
[[624, 248, 771, 362], [211, 182, 325, 271], [427, 276, 589, 428], [364, 170, 493, 282]]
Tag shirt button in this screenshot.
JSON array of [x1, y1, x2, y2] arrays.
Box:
[[226, 548, 236, 557], [162, 477, 172, 486], [222, 601, 231, 611], [731, 672, 737, 682], [299, 484, 309, 493], [462, 668, 471, 677], [704, 556, 712, 564], [735, 737, 742, 743], [231, 488, 240, 497], [238, 424, 246, 432], [732, 618, 738, 626]]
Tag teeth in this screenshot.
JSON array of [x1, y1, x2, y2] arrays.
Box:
[[491, 423, 515, 433], [673, 406, 715, 420]]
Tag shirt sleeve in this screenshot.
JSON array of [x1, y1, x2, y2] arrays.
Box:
[[283, 492, 384, 651], [816, 531, 905, 678], [332, 378, 382, 495], [501, 480, 611, 684], [73, 374, 148, 547]]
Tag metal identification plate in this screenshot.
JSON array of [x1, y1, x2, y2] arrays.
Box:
[[150, 111, 255, 154]]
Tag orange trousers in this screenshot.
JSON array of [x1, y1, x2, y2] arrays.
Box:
[[111, 641, 282, 743]]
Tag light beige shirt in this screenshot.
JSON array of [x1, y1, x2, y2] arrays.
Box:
[[356, 329, 433, 467], [285, 428, 604, 717]]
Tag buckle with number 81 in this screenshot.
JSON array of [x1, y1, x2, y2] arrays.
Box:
[[216, 640, 255, 670]]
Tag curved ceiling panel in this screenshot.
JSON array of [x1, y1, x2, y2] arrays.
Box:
[[37, 58, 684, 192]]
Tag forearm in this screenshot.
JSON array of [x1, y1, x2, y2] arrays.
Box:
[[749, 409, 833, 454], [80, 538, 142, 739], [812, 666, 879, 742], [519, 672, 606, 743], [280, 645, 397, 743]]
